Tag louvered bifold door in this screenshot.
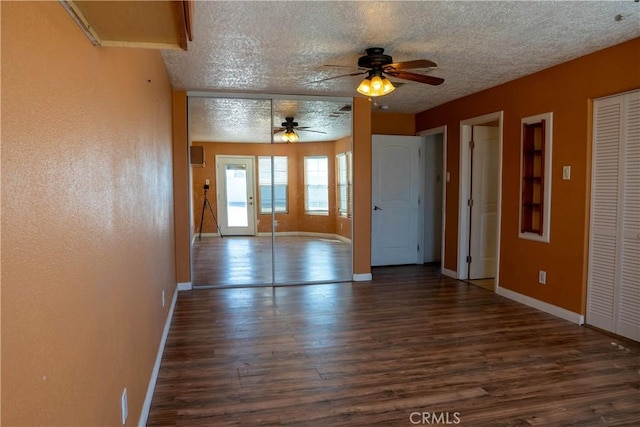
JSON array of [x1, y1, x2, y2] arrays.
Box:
[[588, 90, 640, 342], [618, 92, 640, 341], [588, 96, 622, 333]]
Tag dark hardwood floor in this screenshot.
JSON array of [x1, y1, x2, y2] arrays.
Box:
[[192, 235, 352, 287], [148, 265, 640, 426]]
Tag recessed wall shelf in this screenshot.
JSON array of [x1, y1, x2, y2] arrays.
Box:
[[519, 112, 553, 242]]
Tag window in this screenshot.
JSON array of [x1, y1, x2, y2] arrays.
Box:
[[304, 156, 329, 213], [336, 152, 352, 217], [519, 112, 552, 242], [258, 156, 288, 213]]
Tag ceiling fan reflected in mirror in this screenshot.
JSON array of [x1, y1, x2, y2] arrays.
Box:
[[273, 117, 327, 143], [315, 47, 444, 97]]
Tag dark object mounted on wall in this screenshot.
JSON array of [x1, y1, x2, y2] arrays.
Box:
[[190, 145, 204, 167]]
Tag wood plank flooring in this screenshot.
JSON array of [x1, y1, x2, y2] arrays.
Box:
[[148, 265, 640, 426], [192, 236, 352, 286]]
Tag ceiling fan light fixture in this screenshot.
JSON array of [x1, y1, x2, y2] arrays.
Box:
[[356, 77, 372, 95], [371, 75, 384, 91], [357, 72, 395, 97], [282, 130, 299, 143], [382, 77, 395, 94]]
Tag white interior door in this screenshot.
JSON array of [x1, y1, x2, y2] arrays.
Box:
[[588, 90, 640, 342], [371, 135, 421, 266], [469, 126, 499, 279], [618, 92, 640, 341], [216, 155, 255, 236]]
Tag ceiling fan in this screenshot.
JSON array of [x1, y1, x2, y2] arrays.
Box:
[[273, 117, 326, 143], [315, 47, 444, 96]]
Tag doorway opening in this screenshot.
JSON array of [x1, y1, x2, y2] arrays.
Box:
[[418, 126, 446, 275], [458, 112, 503, 289]]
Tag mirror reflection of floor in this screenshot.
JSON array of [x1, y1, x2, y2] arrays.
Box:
[[465, 278, 494, 291], [192, 235, 352, 287]]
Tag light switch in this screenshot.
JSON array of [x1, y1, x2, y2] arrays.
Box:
[[446, 172, 451, 182], [563, 166, 571, 180]]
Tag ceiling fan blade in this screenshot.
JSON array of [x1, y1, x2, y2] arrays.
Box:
[[272, 127, 286, 134], [307, 71, 367, 84], [385, 59, 437, 70], [298, 129, 327, 134], [323, 64, 363, 69], [385, 70, 444, 86]]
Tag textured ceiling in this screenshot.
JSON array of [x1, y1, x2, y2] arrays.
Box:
[[161, 1, 640, 142], [188, 96, 353, 143]]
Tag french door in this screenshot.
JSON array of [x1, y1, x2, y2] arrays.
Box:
[[215, 155, 256, 236]]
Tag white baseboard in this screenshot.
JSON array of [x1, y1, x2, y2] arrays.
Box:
[[177, 282, 192, 291], [138, 286, 178, 426], [496, 286, 585, 325], [353, 273, 372, 281], [441, 268, 457, 279]]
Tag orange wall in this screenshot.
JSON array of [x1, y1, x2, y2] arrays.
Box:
[[372, 111, 415, 135], [173, 91, 191, 284], [352, 97, 373, 276], [191, 140, 351, 236], [416, 38, 640, 314], [1, 2, 176, 426]]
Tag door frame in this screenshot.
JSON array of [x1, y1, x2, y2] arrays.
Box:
[[458, 112, 503, 285], [417, 126, 448, 276]]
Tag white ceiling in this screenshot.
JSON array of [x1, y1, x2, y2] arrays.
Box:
[[161, 1, 640, 143]]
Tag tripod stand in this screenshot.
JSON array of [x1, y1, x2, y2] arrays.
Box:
[[198, 184, 223, 240]]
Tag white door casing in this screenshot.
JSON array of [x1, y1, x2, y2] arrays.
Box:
[[371, 135, 422, 266]]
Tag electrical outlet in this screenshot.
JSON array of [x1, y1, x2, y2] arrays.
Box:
[[539, 270, 547, 285], [162, 289, 165, 307], [121, 388, 128, 425], [205, 179, 210, 186]]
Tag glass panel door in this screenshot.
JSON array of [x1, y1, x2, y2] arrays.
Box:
[[216, 157, 255, 235]]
